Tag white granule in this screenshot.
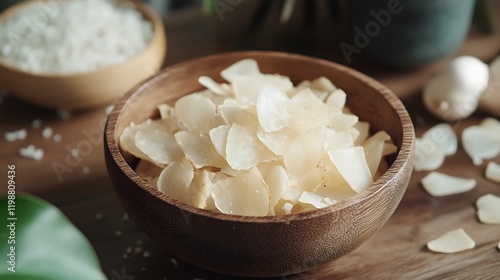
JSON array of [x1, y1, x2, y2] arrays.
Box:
[[31, 119, 42, 128], [170, 258, 178, 268], [105, 105, 114, 115], [143, 251, 151, 258], [42, 127, 53, 138], [53, 134, 62, 142], [56, 109, 72, 120], [82, 166, 90, 174], [19, 145, 44, 160], [4, 129, 26, 142], [0, 0, 153, 74], [71, 148, 79, 157]]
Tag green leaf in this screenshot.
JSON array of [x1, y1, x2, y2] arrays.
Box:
[[0, 194, 106, 280]]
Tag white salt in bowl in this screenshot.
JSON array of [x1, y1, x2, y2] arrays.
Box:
[[0, 0, 166, 110]]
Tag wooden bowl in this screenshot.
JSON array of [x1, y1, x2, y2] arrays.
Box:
[[0, 0, 166, 110], [104, 51, 415, 277]]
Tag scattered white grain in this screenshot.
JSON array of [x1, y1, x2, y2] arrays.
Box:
[[114, 230, 122, 237], [19, 145, 44, 160], [122, 213, 129, 221], [141, 267, 146, 271], [126, 246, 132, 254], [143, 251, 151, 258], [57, 109, 72, 120], [42, 127, 53, 139], [122, 253, 129, 259], [170, 258, 178, 268], [136, 239, 143, 245], [4, 129, 26, 142], [31, 119, 42, 128], [71, 148, 79, 157], [95, 213, 103, 220], [53, 134, 62, 142], [82, 166, 90, 174], [105, 105, 114, 115], [0, 0, 153, 74]]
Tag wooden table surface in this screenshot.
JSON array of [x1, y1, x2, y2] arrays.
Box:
[[1, 5, 500, 280]]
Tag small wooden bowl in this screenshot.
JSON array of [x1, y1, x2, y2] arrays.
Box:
[[0, 0, 166, 110], [104, 51, 415, 277]]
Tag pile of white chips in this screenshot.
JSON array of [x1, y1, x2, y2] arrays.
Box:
[[0, 0, 153, 74], [120, 59, 398, 216]]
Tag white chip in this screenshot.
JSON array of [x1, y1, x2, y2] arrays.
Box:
[[233, 74, 293, 105], [226, 123, 271, 170], [209, 125, 230, 157], [352, 121, 370, 145], [363, 131, 390, 176], [198, 76, 227, 95], [135, 128, 183, 166], [175, 131, 224, 169], [211, 168, 270, 216], [260, 164, 288, 210], [413, 138, 445, 172], [476, 194, 500, 224], [220, 59, 260, 83], [325, 89, 346, 111], [175, 94, 216, 133], [309, 76, 337, 93], [462, 125, 500, 165], [328, 146, 373, 193], [157, 158, 194, 203], [284, 127, 326, 180], [485, 162, 500, 183], [290, 88, 336, 130], [257, 127, 298, 156], [421, 172, 476, 197], [329, 112, 359, 132], [427, 228, 475, 253], [256, 84, 292, 132], [298, 191, 331, 209], [421, 123, 457, 156]]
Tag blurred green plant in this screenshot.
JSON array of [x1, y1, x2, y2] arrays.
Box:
[[0, 194, 106, 280]]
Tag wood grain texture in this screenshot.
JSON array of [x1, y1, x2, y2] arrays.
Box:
[[104, 51, 414, 277], [0, 0, 166, 109], [0, 5, 499, 280]]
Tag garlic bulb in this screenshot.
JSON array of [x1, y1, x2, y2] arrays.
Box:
[[423, 56, 489, 121]]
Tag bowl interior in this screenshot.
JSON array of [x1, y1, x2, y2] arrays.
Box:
[[109, 51, 413, 220]]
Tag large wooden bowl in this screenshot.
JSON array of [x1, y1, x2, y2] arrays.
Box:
[[0, 0, 166, 110], [104, 51, 415, 277]]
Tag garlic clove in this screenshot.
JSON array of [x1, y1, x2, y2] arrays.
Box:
[[485, 162, 500, 184], [427, 228, 475, 254], [423, 56, 489, 121], [476, 194, 500, 224], [421, 123, 457, 156], [462, 125, 500, 166], [413, 138, 445, 172], [421, 172, 476, 197]]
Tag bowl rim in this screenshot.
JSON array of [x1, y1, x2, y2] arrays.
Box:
[[0, 0, 164, 77], [106, 50, 415, 223]]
